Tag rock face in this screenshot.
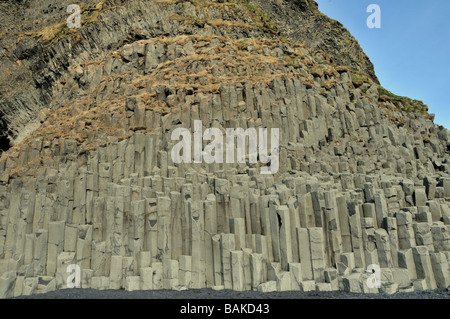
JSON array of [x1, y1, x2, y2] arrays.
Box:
[[0, 0, 379, 146], [0, 0, 449, 298], [252, 0, 379, 83]]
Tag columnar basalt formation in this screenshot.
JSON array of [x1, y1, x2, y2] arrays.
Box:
[[0, 0, 449, 298]]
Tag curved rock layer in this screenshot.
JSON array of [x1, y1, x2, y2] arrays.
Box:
[[0, 0, 377, 145], [0, 0, 449, 298]]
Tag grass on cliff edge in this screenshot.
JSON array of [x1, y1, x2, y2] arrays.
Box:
[[14, 0, 428, 118], [350, 70, 428, 115], [168, 0, 281, 35], [377, 87, 428, 114]]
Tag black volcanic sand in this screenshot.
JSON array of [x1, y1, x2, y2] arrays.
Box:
[[12, 288, 450, 299]]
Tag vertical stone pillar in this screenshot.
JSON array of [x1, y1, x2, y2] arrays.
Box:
[[289, 262, 303, 291], [212, 235, 222, 286], [347, 201, 365, 268], [152, 262, 163, 290], [374, 191, 388, 229], [134, 133, 145, 178], [72, 172, 87, 225], [277, 206, 293, 271], [204, 195, 217, 287], [250, 253, 264, 291], [111, 197, 125, 256], [310, 190, 323, 227], [396, 211, 415, 249], [109, 255, 123, 289], [431, 224, 450, 252], [124, 140, 135, 178], [230, 250, 244, 291], [131, 200, 145, 260], [412, 246, 437, 290], [91, 241, 109, 276], [157, 196, 171, 261], [33, 229, 48, 276], [374, 228, 392, 268], [144, 133, 157, 176], [337, 195, 352, 253], [64, 224, 77, 252], [4, 179, 22, 259], [178, 255, 192, 288], [287, 198, 300, 263], [93, 197, 105, 242], [268, 201, 281, 263], [413, 223, 434, 252], [297, 228, 313, 281], [384, 217, 399, 267], [230, 218, 246, 250], [162, 259, 179, 290], [181, 185, 193, 256], [304, 192, 316, 228], [324, 191, 342, 266], [144, 198, 158, 261], [430, 252, 450, 289], [242, 248, 252, 291], [414, 187, 427, 207], [189, 200, 205, 288], [170, 191, 183, 261], [398, 248, 417, 280], [86, 171, 98, 225], [140, 267, 153, 290], [361, 216, 378, 267], [308, 227, 325, 283], [16, 191, 35, 257], [76, 225, 93, 270], [220, 233, 235, 290], [249, 189, 262, 235], [24, 234, 34, 265], [47, 221, 65, 276]]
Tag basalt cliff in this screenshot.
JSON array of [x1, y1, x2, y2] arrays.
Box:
[[0, 0, 449, 298]]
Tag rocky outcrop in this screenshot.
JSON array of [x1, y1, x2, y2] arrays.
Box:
[[0, 0, 449, 298], [0, 0, 378, 147], [252, 0, 379, 83], [0, 0, 267, 146]]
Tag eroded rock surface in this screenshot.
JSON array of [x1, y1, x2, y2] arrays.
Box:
[[0, 0, 449, 298]]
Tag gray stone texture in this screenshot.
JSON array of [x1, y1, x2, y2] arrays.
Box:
[[0, 0, 449, 298]]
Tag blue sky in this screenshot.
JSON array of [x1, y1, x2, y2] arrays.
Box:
[[315, 0, 450, 129]]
